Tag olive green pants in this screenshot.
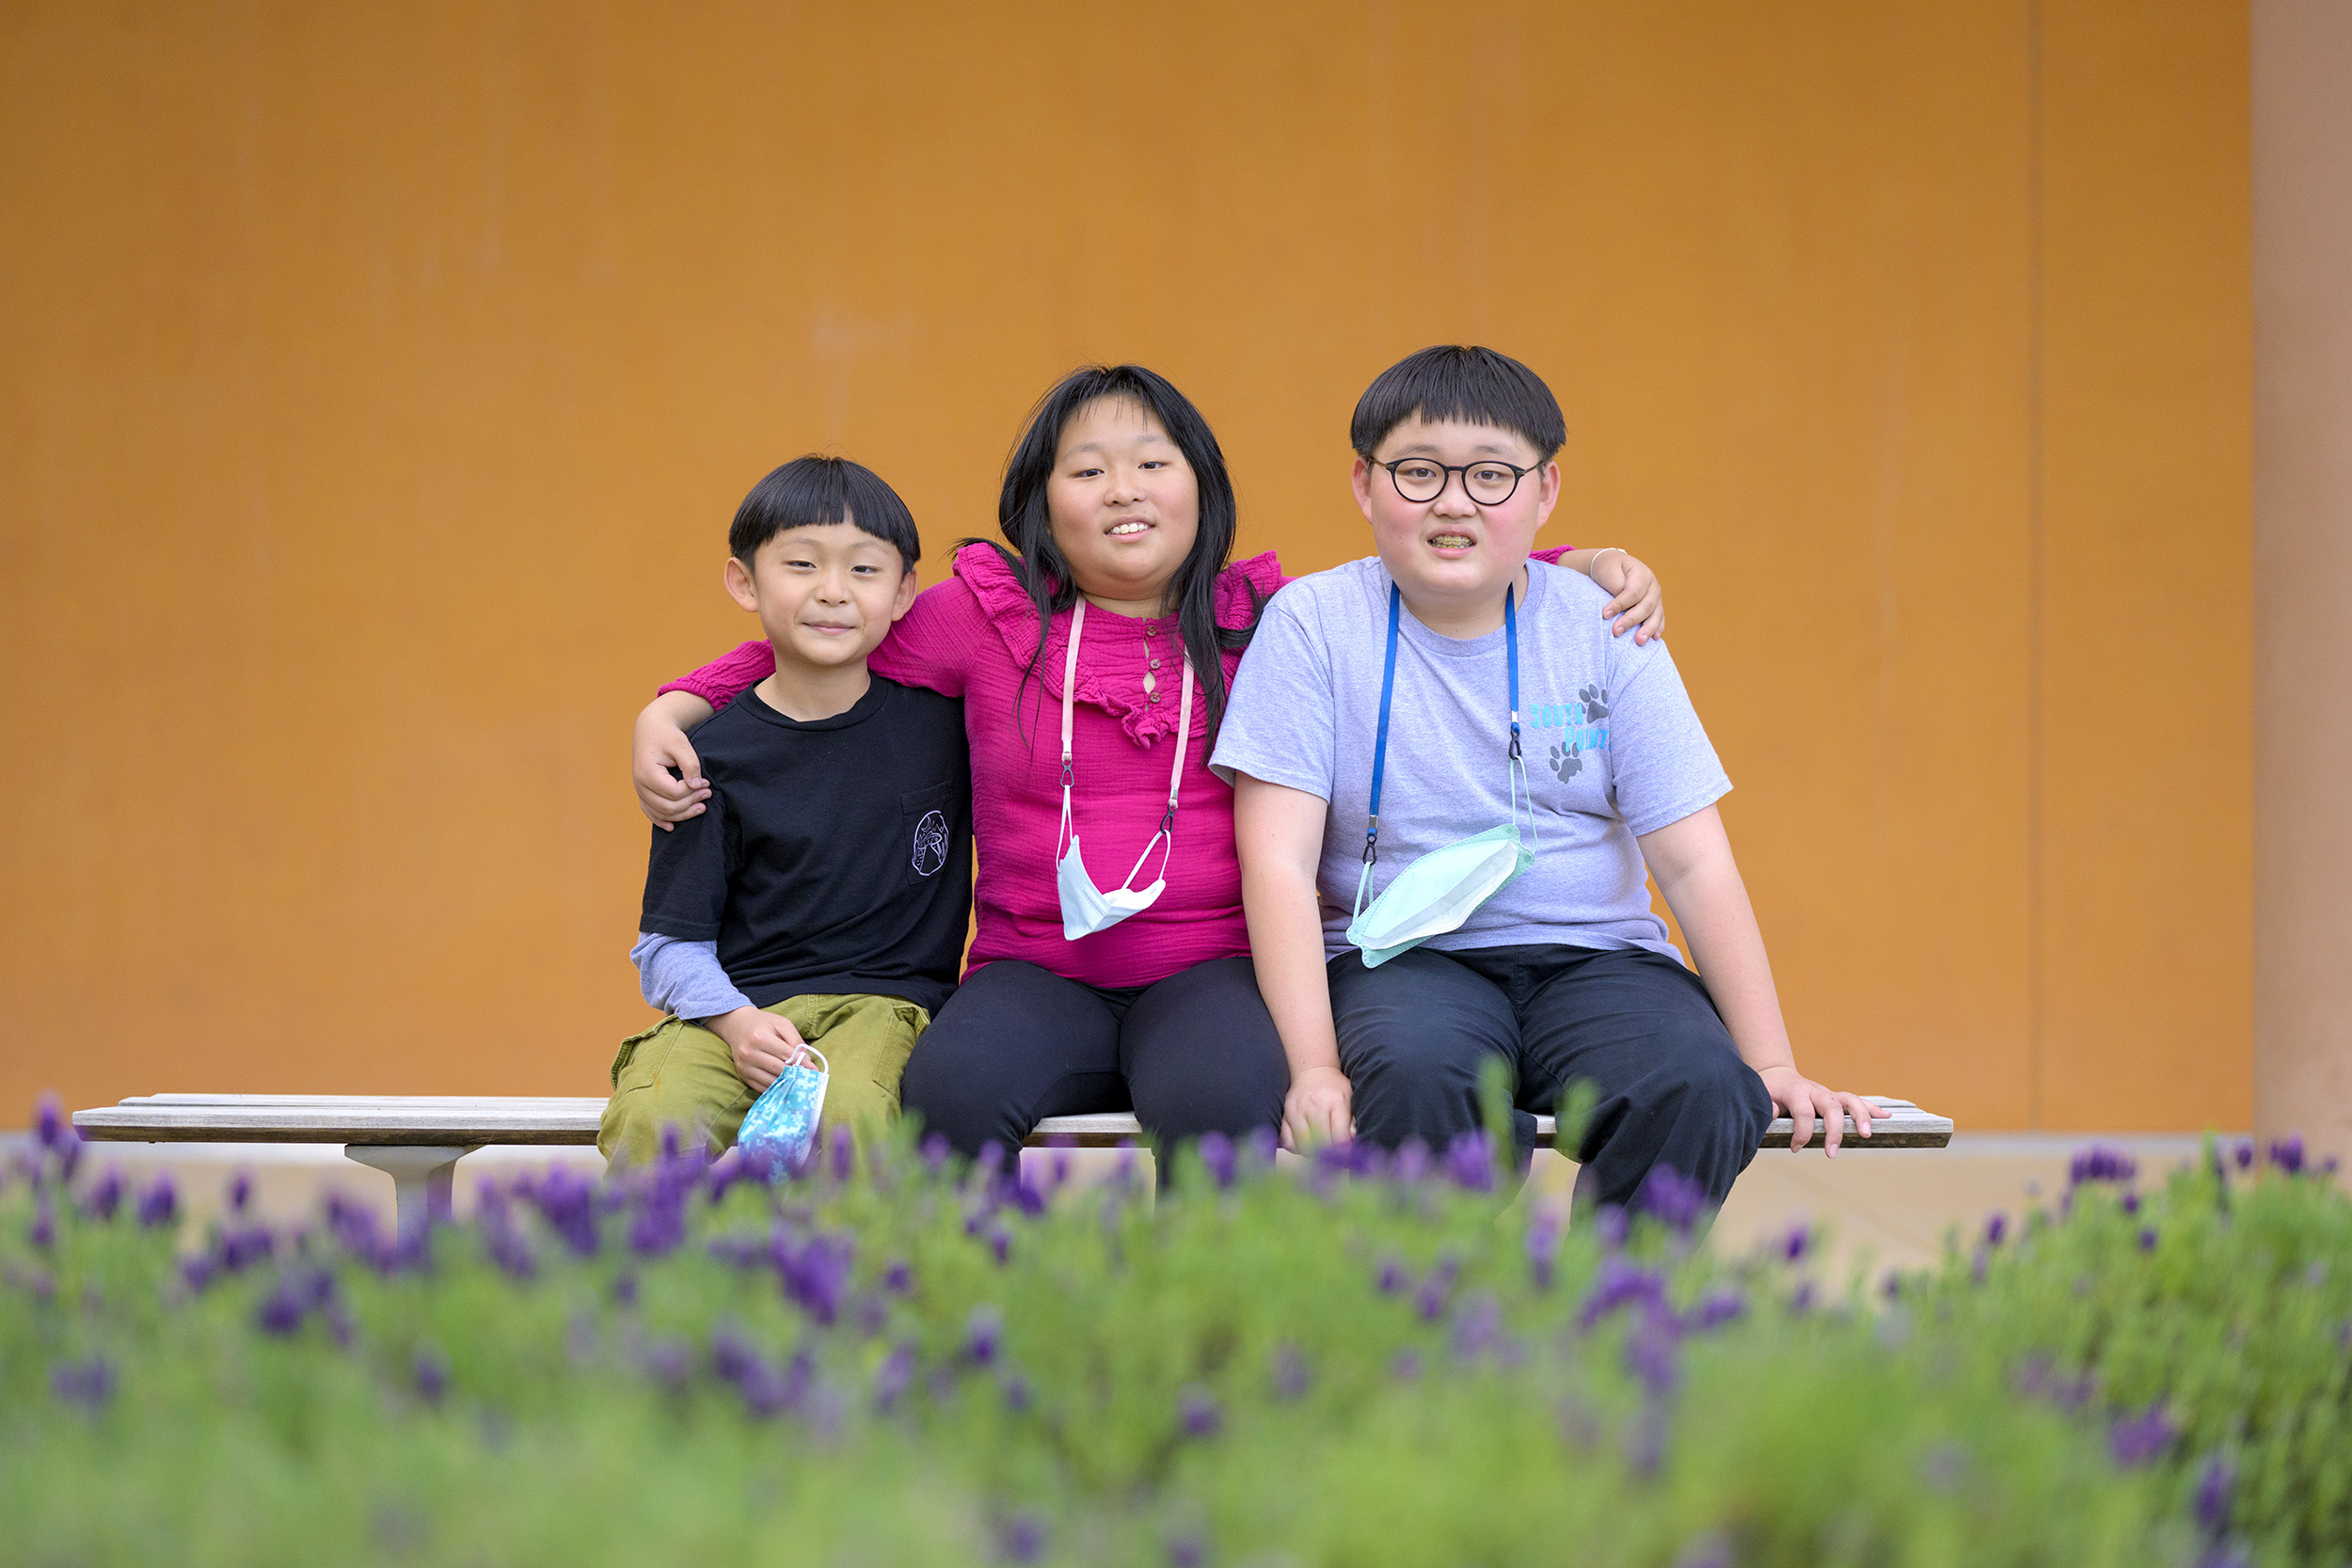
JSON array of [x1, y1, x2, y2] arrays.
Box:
[[598, 992, 927, 1166]]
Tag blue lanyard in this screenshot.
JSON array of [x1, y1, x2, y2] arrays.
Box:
[[1362, 581, 1519, 868]]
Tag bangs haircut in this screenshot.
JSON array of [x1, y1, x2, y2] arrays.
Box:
[[1349, 344, 1566, 463], [972, 363, 1262, 739], [729, 455, 921, 572]]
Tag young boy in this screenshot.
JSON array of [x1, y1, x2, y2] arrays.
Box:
[[1211, 345, 1883, 1210], [601, 455, 971, 1164]]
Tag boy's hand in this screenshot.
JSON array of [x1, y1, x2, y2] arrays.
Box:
[[1593, 550, 1665, 645], [1281, 1064, 1355, 1152], [634, 698, 711, 830], [1756, 1065, 1891, 1157], [706, 1006, 811, 1092]]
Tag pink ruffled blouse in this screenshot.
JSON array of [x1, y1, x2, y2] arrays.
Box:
[[661, 542, 1577, 990]]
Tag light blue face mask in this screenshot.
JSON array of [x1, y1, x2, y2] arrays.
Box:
[[735, 1045, 829, 1168], [1344, 584, 1535, 968]]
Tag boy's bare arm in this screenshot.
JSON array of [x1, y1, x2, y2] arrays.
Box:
[[1636, 804, 1889, 1154], [1233, 774, 1354, 1150], [634, 692, 715, 830]]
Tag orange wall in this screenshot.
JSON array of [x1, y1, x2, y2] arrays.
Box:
[[0, 2, 2249, 1131]]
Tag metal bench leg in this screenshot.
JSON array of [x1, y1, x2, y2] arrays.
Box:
[[345, 1145, 480, 1239]]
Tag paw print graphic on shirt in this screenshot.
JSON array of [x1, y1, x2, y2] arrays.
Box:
[[1578, 685, 1610, 722], [1548, 741, 1582, 782]]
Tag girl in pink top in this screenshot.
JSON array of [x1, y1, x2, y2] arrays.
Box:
[[633, 365, 1661, 1158]]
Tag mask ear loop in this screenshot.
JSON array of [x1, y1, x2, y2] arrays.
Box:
[[1114, 653, 1194, 892], [1056, 601, 1085, 863]]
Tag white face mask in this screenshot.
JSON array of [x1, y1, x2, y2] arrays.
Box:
[[1343, 583, 1535, 968], [1055, 600, 1197, 941]]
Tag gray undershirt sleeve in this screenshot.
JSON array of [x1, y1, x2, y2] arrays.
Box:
[[630, 932, 753, 1022]]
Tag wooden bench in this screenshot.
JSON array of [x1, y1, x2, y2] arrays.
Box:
[[73, 1093, 1953, 1236]]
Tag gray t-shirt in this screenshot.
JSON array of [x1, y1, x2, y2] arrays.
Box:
[[1210, 557, 1730, 962]]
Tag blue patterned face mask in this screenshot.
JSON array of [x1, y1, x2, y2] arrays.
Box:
[[736, 1046, 829, 1168]]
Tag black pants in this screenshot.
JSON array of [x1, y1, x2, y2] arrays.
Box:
[[1328, 943, 1772, 1211], [900, 957, 1290, 1158]]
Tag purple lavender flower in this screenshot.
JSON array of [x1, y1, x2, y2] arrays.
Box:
[[740, 1350, 814, 1419], [1441, 1130, 1496, 1193], [1392, 1139, 1430, 1185], [1002, 1371, 1032, 1413], [136, 1174, 180, 1230], [2122, 1190, 2141, 1214], [874, 1343, 916, 1414], [611, 1271, 639, 1307], [1524, 1208, 1565, 1291], [532, 1167, 600, 1258], [996, 1514, 1046, 1564], [1178, 1386, 1223, 1439], [775, 1230, 854, 1325], [965, 1305, 1003, 1368], [920, 1133, 951, 1175], [1271, 1343, 1310, 1401], [2268, 1136, 2305, 1176], [1414, 1275, 1452, 1323], [709, 1323, 755, 1385], [1788, 1282, 1816, 1316], [1673, 1530, 1732, 1568], [882, 1259, 914, 1295], [219, 1223, 276, 1272], [84, 1166, 122, 1223], [1621, 1399, 1668, 1477], [1781, 1221, 1812, 1263], [228, 1170, 253, 1213], [1596, 1205, 1629, 1251], [1166, 1533, 1207, 1568], [1375, 1256, 1409, 1294], [35, 1095, 64, 1150], [986, 1225, 1013, 1266], [2107, 1402, 2178, 1467], [2193, 1452, 2233, 1538], [1578, 1256, 1667, 1330], [1248, 1125, 1278, 1166], [1983, 1212, 2008, 1248], [1637, 1164, 1708, 1235], [49, 1354, 115, 1411], [641, 1338, 692, 1389], [1624, 1309, 1683, 1395], [1198, 1131, 1238, 1190], [178, 1252, 219, 1294], [1694, 1289, 1747, 1331], [2069, 1146, 2137, 1186], [825, 1125, 854, 1183], [255, 1279, 309, 1337], [412, 1345, 450, 1405], [28, 1192, 55, 1250], [853, 1291, 888, 1337], [2139, 1227, 2160, 1252], [1391, 1348, 1422, 1381], [2234, 1141, 2254, 1170], [1451, 1293, 1503, 1360]]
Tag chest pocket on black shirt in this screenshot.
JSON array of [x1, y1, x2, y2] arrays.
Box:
[[900, 782, 960, 885]]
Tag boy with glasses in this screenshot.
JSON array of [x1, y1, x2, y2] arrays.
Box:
[[1211, 345, 1882, 1211]]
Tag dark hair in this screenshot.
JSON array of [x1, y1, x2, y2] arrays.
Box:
[[1349, 344, 1566, 462], [970, 364, 1259, 738], [729, 455, 920, 572]]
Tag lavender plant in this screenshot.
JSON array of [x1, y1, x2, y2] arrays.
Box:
[[3, 1100, 2344, 1568]]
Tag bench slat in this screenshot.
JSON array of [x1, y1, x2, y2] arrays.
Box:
[[74, 1094, 1950, 1151]]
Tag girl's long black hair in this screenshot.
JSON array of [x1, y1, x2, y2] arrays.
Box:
[[967, 364, 1262, 741]]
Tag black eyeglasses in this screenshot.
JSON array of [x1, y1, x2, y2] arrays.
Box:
[[1371, 456, 1541, 506]]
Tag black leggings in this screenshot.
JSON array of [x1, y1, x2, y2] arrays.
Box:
[[899, 957, 1290, 1157]]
